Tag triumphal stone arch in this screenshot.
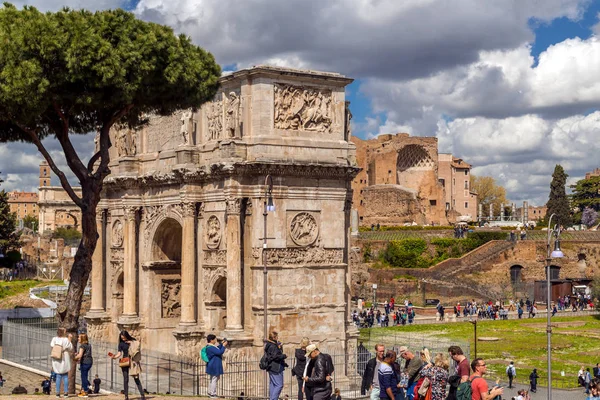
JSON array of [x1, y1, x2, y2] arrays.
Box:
[[85, 66, 359, 357]]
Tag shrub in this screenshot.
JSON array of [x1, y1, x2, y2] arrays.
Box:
[[381, 239, 428, 268]]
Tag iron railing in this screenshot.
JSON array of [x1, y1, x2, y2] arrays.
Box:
[[2, 319, 373, 398]]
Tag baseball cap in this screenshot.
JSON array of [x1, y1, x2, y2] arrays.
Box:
[[398, 346, 408, 356]]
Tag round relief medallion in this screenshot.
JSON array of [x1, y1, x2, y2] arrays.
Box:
[[205, 215, 222, 249], [289, 212, 319, 247], [112, 220, 124, 247]]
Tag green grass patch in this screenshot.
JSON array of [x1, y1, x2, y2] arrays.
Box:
[[361, 315, 600, 388], [0, 279, 64, 300]]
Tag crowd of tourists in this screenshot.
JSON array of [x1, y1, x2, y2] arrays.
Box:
[[351, 292, 595, 329], [579, 364, 600, 399], [352, 299, 417, 328], [204, 329, 335, 400]]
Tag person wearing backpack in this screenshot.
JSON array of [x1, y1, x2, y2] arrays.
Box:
[[264, 330, 288, 400], [204, 334, 227, 398], [50, 327, 73, 398], [506, 361, 516, 389], [457, 358, 502, 400]]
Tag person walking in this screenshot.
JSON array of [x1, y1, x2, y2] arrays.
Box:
[[529, 368, 539, 393], [74, 333, 93, 397], [303, 343, 333, 400], [293, 337, 310, 400], [50, 327, 73, 398], [361, 344, 385, 400], [109, 330, 145, 400], [264, 330, 288, 400], [377, 350, 399, 400], [506, 361, 516, 389], [584, 368, 593, 395], [420, 352, 449, 400], [205, 334, 227, 398]]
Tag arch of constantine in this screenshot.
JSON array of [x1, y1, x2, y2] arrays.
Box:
[[85, 66, 359, 357]]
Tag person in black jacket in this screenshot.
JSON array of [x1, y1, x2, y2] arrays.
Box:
[[303, 344, 333, 400], [293, 337, 310, 400], [264, 330, 288, 400], [360, 344, 385, 398]]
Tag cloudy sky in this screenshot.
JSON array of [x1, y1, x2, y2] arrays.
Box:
[[1, 0, 600, 206]]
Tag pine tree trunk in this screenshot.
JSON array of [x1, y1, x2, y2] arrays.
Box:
[[59, 183, 100, 394]]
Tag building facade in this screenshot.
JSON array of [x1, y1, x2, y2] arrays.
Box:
[[37, 162, 82, 234], [351, 133, 477, 226], [86, 66, 359, 357], [438, 154, 478, 221], [8, 191, 38, 220]]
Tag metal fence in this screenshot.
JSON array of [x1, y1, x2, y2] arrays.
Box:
[[1, 319, 373, 398]]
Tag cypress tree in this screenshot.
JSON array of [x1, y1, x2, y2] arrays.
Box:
[[546, 164, 572, 227]]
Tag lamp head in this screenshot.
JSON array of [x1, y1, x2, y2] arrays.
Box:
[[550, 239, 564, 258], [266, 196, 275, 212]]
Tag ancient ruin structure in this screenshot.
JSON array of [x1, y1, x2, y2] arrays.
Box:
[[85, 66, 359, 357], [38, 161, 82, 234], [351, 134, 478, 226]]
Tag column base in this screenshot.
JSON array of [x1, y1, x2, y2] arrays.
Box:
[[116, 314, 141, 330], [85, 309, 111, 323], [221, 329, 254, 348]]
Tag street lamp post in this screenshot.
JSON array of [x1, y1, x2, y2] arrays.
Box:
[[546, 213, 564, 400], [262, 175, 275, 399], [262, 175, 275, 342], [469, 319, 478, 359]]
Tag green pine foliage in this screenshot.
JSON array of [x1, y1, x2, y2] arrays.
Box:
[[546, 165, 573, 227], [0, 174, 20, 251]]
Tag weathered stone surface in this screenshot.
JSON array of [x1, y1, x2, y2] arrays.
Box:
[[91, 66, 358, 357], [351, 133, 478, 226]]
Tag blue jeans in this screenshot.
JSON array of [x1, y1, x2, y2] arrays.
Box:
[[269, 370, 284, 400], [55, 373, 68, 395], [80, 363, 93, 392], [405, 382, 416, 400]]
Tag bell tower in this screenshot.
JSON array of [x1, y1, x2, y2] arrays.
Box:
[[39, 161, 51, 187]]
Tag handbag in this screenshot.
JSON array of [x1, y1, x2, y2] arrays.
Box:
[[417, 377, 430, 396], [51, 344, 63, 360], [119, 357, 131, 368]]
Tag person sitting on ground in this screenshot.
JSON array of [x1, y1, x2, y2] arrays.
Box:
[[42, 378, 52, 395]]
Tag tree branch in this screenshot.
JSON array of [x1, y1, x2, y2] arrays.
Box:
[[17, 124, 83, 208], [92, 105, 134, 180]]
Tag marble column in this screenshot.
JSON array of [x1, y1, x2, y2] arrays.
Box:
[[179, 202, 196, 326], [121, 207, 138, 319], [225, 198, 243, 332], [89, 210, 105, 313]]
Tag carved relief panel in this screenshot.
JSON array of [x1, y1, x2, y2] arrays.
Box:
[[205, 215, 222, 249], [286, 211, 320, 247], [161, 279, 181, 318], [274, 84, 333, 133], [112, 220, 124, 248], [203, 91, 241, 142]]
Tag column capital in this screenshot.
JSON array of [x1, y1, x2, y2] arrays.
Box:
[[181, 201, 196, 219], [123, 206, 139, 222], [226, 198, 241, 215], [198, 202, 205, 219]]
